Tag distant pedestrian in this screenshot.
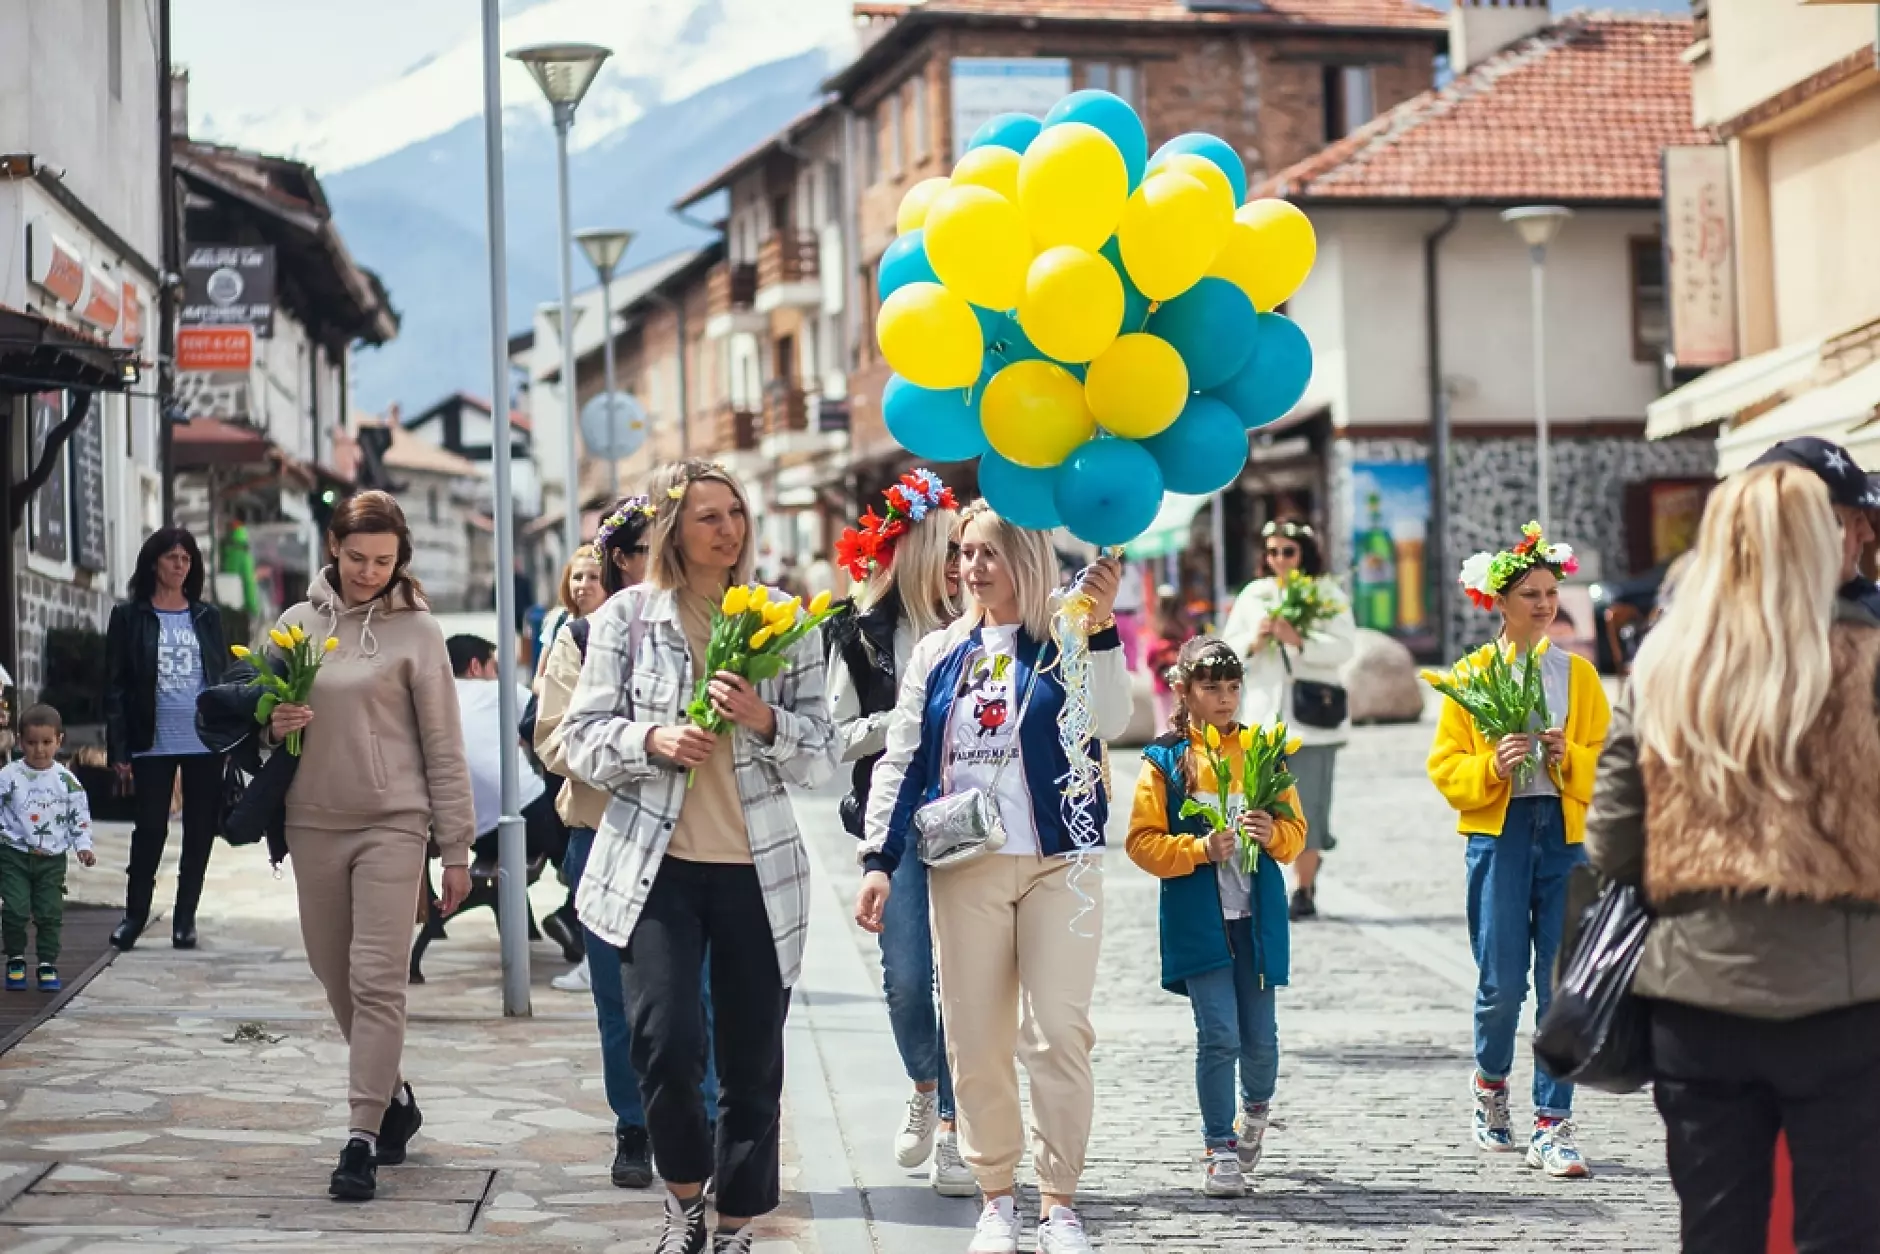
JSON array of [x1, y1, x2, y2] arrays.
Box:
[[1428, 522, 1608, 1178], [1124, 638, 1305, 1199], [265, 491, 475, 1204], [1221, 521, 1354, 921], [0, 705, 95, 993], [1588, 464, 1880, 1251], [1146, 587, 1191, 727], [104, 526, 227, 951], [1749, 437, 1880, 623]]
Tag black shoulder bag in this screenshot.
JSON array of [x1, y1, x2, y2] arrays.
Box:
[[1279, 644, 1348, 730]]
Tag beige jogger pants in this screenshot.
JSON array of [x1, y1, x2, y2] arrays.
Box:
[[930, 853, 1104, 1196], [286, 825, 427, 1133]]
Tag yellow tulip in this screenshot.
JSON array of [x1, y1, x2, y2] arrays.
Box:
[[1204, 724, 1221, 749], [269, 628, 293, 650], [230, 644, 252, 659], [289, 624, 306, 644], [809, 589, 832, 617], [324, 637, 339, 653], [1418, 669, 1444, 686], [1285, 737, 1303, 755], [1533, 638, 1552, 658], [748, 585, 770, 610], [1238, 727, 1255, 751], [748, 625, 775, 650], [722, 585, 750, 616]]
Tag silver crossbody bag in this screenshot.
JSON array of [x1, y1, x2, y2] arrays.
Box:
[[914, 658, 1041, 868]]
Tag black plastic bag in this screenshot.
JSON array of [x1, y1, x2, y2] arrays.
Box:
[[196, 660, 294, 867], [1535, 865, 1653, 1093]]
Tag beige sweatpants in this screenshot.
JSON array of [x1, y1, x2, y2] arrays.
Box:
[[285, 825, 427, 1134], [930, 853, 1104, 1196]]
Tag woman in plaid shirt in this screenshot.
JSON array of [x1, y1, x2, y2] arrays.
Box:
[[561, 461, 840, 1254]]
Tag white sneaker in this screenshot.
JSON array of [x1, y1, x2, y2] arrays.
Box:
[[930, 1129, 975, 1197], [1235, 1103, 1270, 1170], [1527, 1118, 1593, 1179], [894, 1088, 939, 1168], [1202, 1145, 1246, 1197], [1037, 1205, 1094, 1254], [552, 958, 590, 993], [967, 1195, 1020, 1254]]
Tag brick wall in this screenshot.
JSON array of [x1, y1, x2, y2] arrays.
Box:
[[11, 532, 113, 705]]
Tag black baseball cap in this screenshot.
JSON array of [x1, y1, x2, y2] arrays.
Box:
[[1749, 437, 1880, 510]]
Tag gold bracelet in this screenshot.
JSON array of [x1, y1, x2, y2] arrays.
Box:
[[1089, 615, 1117, 633]]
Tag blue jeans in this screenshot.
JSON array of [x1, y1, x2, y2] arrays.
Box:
[[879, 849, 954, 1120], [1464, 797, 1585, 1120], [565, 829, 718, 1131], [1186, 916, 1279, 1148]]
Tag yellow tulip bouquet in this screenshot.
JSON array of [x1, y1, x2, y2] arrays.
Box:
[[683, 585, 845, 757], [231, 626, 338, 757], [1180, 722, 1302, 874], [1420, 639, 1552, 786], [1269, 569, 1343, 640]]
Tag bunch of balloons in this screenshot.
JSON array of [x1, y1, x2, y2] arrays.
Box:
[[875, 90, 1318, 547]]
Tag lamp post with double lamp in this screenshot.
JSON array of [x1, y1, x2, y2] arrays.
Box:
[[509, 40, 612, 563], [575, 227, 636, 500], [1501, 205, 1572, 534]]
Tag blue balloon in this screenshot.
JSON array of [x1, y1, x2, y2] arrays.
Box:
[[967, 112, 1043, 155], [979, 450, 1063, 531], [1099, 237, 1151, 335], [1044, 90, 1149, 191], [979, 310, 1044, 369], [1209, 313, 1314, 430], [1146, 278, 1260, 392], [1054, 438, 1164, 548], [1140, 396, 1248, 496], [884, 375, 989, 462], [878, 231, 939, 301], [1150, 133, 1249, 206]]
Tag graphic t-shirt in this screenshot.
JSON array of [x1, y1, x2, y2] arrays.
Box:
[[140, 609, 209, 757], [943, 625, 1039, 858], [0, 761, 94, 855]]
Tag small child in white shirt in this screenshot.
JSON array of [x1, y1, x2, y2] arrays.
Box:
[[0, 705, 95, 992]]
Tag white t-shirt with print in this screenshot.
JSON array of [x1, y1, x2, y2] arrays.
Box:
[[943, 625, 1039, 858]]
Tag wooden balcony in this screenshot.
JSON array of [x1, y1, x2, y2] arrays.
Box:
[[755, 231, 821, 310], [712, 402, 759, 453], [763, 384, 809, 438], [707, 262, 758, 317]]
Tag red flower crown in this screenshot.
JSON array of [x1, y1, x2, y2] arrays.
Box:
[[836, 470, 958, 582]]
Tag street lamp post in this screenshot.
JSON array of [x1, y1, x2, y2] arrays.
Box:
[[510, 41, 612, 562], [1501, 206, 1572, 534], [576, 228, 636, 501]]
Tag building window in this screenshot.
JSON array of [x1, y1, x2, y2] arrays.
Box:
[[1083, 61, 1141, 111], [864, 108, 881, 185], [1630, 237, 1669, 364], [824, 159, 843, 223], [911, 74, 930, 159], [889, 92, 905, 178], [428, 487, 440, 524], [1323, 65, 1375, 141], [108, 0, 123, 100]]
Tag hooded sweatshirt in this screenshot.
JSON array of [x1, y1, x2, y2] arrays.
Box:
[[275, 569, 476, 866]]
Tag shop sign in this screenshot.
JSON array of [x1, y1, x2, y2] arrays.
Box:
[[949, 58, 1071, 159], [181, 243, 276, 335], [177, 326, 256, 372], [78, 267, 121, 332], [1662, 146, 1737, 368], [28, 224, 85, 308], [120, 282, 145, 348]]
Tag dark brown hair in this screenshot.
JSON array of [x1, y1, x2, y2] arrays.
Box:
[[1167, 635, 1244, 795], [129, 526, 206, 603], [18, 704, 63, 736], [1261, 519, 1324, 578], [325, 489, 424, 602]]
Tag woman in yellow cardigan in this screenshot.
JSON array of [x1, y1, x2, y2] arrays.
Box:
[[1427, 524, 1609, 1181]]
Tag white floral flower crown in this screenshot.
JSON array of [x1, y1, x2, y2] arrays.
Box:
[[1458, 522, 1578, 610]]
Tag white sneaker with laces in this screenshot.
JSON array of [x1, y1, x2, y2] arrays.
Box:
[[1203, 1145, 1246, 1197], [1037, 1205, 1094, 1254], [1235, 1103, 1270, 1170], [1527, 1118, 1592, 1178], [967, 1195, 1020, 1254], [1472, 1074, 1516, 1152], [552, 958, 590, 993], [894, 1088, 939, 1168], [930, 1129, 975, 1197]]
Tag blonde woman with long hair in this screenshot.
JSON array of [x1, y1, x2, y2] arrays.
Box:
[[855, 502, 1129, 1254], [824, 471, 969, 1195], [1588, 464, 1880, 1251]]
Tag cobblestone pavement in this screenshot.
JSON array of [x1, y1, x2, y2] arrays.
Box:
[[797, 712, 1681, 1253]]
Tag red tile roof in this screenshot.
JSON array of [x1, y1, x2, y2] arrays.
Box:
[[1262, 13, 1710, 204], [858, 0, 1444, 30]]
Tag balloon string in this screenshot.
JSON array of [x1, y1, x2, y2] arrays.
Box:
[[1139, 301, 1158, 333], [1051, 589, 1104, 939]]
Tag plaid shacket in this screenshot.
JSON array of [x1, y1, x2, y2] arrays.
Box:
[[562, 584, 840, 988]]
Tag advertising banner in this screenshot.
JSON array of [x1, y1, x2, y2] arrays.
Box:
[[1662, 146, 1736, 369], [1350, 462, 1432, 650], [181, 243, 276, 336]]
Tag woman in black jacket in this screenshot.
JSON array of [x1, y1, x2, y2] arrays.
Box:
[[104, 527, 227, 950]]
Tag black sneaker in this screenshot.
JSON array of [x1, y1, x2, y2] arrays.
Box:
[[612, 1124, 653, 1189], [542, 908, 585, 964], [712, 1227, 755, 1253], [1289, 887, 1318, 921], [377, 1083, 423, 1165], [655, 1190, 708, 1254], [328, 1137, 377, 1202]]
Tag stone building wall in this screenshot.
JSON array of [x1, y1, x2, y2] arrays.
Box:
[[11, 532, 114, 707]]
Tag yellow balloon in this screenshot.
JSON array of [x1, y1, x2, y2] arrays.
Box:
[[1084, 333, 1189, 439], [1018, 247, 1125, 365], [877, 282, 984, 390], [924, 184, 1032, 310], [1149, 152, 1238, 216], [896, 177, 951, 236], [1211, 199, 1318, 311], [1017, 122, 1129, 253], [1117, 170, 1235, 302], [952, 145, 1020, 204], [981, 360, 1095, 469]]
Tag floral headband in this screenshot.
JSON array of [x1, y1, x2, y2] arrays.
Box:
[[1262, 520, 1316, 540], [594, 496, 656, 553], [836, 469, 959, 582], [1459, 521, 1579, 610], [1173, 641, 1243, 683]]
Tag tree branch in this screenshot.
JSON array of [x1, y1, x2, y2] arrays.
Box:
[[8, 390, 92, 533]]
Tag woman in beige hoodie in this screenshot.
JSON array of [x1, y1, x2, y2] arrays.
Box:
[[265, 490, 475, 1205]]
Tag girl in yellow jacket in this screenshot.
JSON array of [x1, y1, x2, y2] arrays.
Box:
[[1427, 524, 1609, 1181]]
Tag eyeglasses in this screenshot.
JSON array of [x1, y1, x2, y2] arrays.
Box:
[[1265, 545, 1300, 560]]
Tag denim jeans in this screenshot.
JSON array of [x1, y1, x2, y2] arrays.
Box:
[[880, 848, 954, 1120], [565, 829, 718, 1132], [1186, 915, 1279, 1148], [1463, 796, 1585, 1120]]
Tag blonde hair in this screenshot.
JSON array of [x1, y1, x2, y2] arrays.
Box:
[[557, 547, 603, 615], [959, 499, 1056, 640], [860, 507, 960, 638], [1632, 464, 1840, 808], [644, 461, 756, 591]]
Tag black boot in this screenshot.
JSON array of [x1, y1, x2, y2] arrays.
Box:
[[173, 874, 205, 950], [112, 882, 153, 951], [542, 907, 584, 965], [328, 1138, 377, 1202], [611, 1125, 653, 1189], [377, 1083, 423, 1166], [1289, 886, 1318, 921], [172, 913, 198, 950], [110, 915, 147, 950]]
